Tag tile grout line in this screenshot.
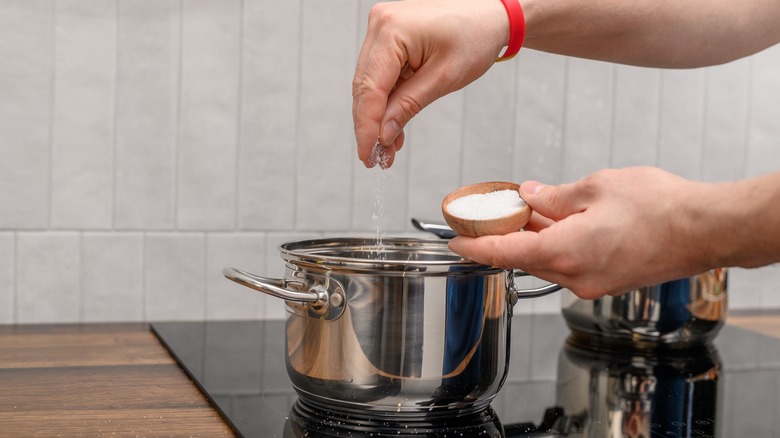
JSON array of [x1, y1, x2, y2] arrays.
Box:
[[698, 70, 709, 182], [78, 231, 84, 322], [47, 1, 57, 230], [173, 0, 184, 231], [292, 0, 304, 230], [742, 57, 754, 180], [203, 232, 209, 320], [655, 70, 665, 168], [142, 231, 147, 322], [111, 0, 120, 231], [13, 231, 18, 324], [234, 0, 246, 231], [608, 64, 617, 168]]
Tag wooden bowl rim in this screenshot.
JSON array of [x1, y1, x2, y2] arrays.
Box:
[[441, 181, 530, 237], [442, 181, 523, 215]]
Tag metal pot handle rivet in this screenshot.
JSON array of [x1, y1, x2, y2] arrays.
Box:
[[510, 270, 562, 304], [223, 267, 331, 309]]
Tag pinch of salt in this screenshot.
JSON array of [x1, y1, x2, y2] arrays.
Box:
[[447, 189, 526, 220]]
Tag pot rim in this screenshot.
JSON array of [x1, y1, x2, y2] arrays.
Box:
[[278, 237, 501, 274]]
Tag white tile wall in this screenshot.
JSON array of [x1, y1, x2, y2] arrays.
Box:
[[611, 65, 660, 167], [658, 69, 705, 180], [0, 0, 778, 323], [701, 58, 750, 182], [115, 0, 179, 230], [296, 0, 358, 231], [563, 58, 614, 181], [145, 232, 206, 320], [0, 0, 51, 230], [50, 0, 116, 229], [82, 232, 144, 321], [205, 232, 266, 319], [0, 234, 13, 323], [177, 0, 242, 230], [513, 50, 566, 184], [17, 232, 80, 323], [747, 45, 780, 177], [238, 0, 300, 231]]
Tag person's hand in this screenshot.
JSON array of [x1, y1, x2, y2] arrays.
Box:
[[448, 167, 722, 299], [352, 0, 509, 168]]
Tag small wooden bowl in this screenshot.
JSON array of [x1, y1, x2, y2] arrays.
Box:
[[442, 181, 532, 238]]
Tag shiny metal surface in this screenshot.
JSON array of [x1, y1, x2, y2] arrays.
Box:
[[555, 340, 721, 437], [411, 218, 458, 239], [561, 268, 728, 350], [223, 237, 561, 414]]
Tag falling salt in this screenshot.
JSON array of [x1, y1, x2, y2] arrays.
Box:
[[447, 189, 526, 220], [370, 140, 390, 259]]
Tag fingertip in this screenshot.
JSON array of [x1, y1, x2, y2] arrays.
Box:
[[520, 181, 547, 197], [394, 128, 405, 151], [379, 147, 395, 169]]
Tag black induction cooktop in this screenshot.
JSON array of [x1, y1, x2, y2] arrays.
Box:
[[152, 314, 780, 437]]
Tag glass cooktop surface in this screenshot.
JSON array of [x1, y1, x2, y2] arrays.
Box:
[[152, 315, 780, 437]]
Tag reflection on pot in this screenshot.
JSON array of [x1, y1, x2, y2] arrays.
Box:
[[561, 268, 728, 350], [282, 398, 566, 438], [555, 339, 721, 437], [282, 399, 505, 437]]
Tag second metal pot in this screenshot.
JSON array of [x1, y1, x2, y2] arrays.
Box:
[[562, 268, 728, 350], [413, 218, 729, 350]]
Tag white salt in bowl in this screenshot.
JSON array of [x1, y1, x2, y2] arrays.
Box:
[[442, 182, 532, 238]]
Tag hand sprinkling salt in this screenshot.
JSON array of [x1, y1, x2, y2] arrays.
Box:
[[446, 190, 526, 220], [369, 139, 391, 169]]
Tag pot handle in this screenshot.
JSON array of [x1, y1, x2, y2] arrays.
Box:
[[223, 267, 330, 307], [511, 270, 562, 300]]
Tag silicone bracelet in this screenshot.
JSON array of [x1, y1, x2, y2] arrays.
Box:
[[496, 0, 526, 62]]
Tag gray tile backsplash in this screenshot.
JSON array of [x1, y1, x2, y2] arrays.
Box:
[[177, 0, 242, 230], [0, 0, 778, 323], [17, 232, 80, 323], [115, 0, 179, 230], [50, 0, 116, 229], [0, 1, 51, 230], [0, 234, 13, 324], [82, 232, 144, 321]]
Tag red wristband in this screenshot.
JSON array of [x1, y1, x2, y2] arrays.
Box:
[[496, 0, 526, 62]]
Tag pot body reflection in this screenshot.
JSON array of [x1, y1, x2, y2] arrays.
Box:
[[285, 262, 511, 414], [556, 341, 722, 437], [562, 268, 728, 350]]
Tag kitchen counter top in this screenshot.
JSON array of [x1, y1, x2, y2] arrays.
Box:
[[0, 312, 777, 437], [0, 323, 234, 437]]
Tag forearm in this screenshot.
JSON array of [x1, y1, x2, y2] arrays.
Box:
[[693, 172, 780, 270], [520, 0, 780, 68]]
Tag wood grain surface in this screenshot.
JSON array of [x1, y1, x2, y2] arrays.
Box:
[[728, 313, 780, 339], [0, 324, 234, 437]]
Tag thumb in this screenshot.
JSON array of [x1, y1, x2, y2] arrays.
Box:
[[379, 65, 444, 146], [520, 181, 589, 221]]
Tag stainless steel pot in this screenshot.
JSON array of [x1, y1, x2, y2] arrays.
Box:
[[223, 237, 561, 415], [554, 340, 721, 437], [562, 268, 728, 350]]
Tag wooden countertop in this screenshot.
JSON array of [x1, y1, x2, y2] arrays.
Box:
[[0, 323, 234, 437], [727, 312, 780, 338], [1, 314, 779, 437]]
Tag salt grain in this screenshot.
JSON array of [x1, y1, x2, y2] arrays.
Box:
[[446, 189, 526, 220]]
